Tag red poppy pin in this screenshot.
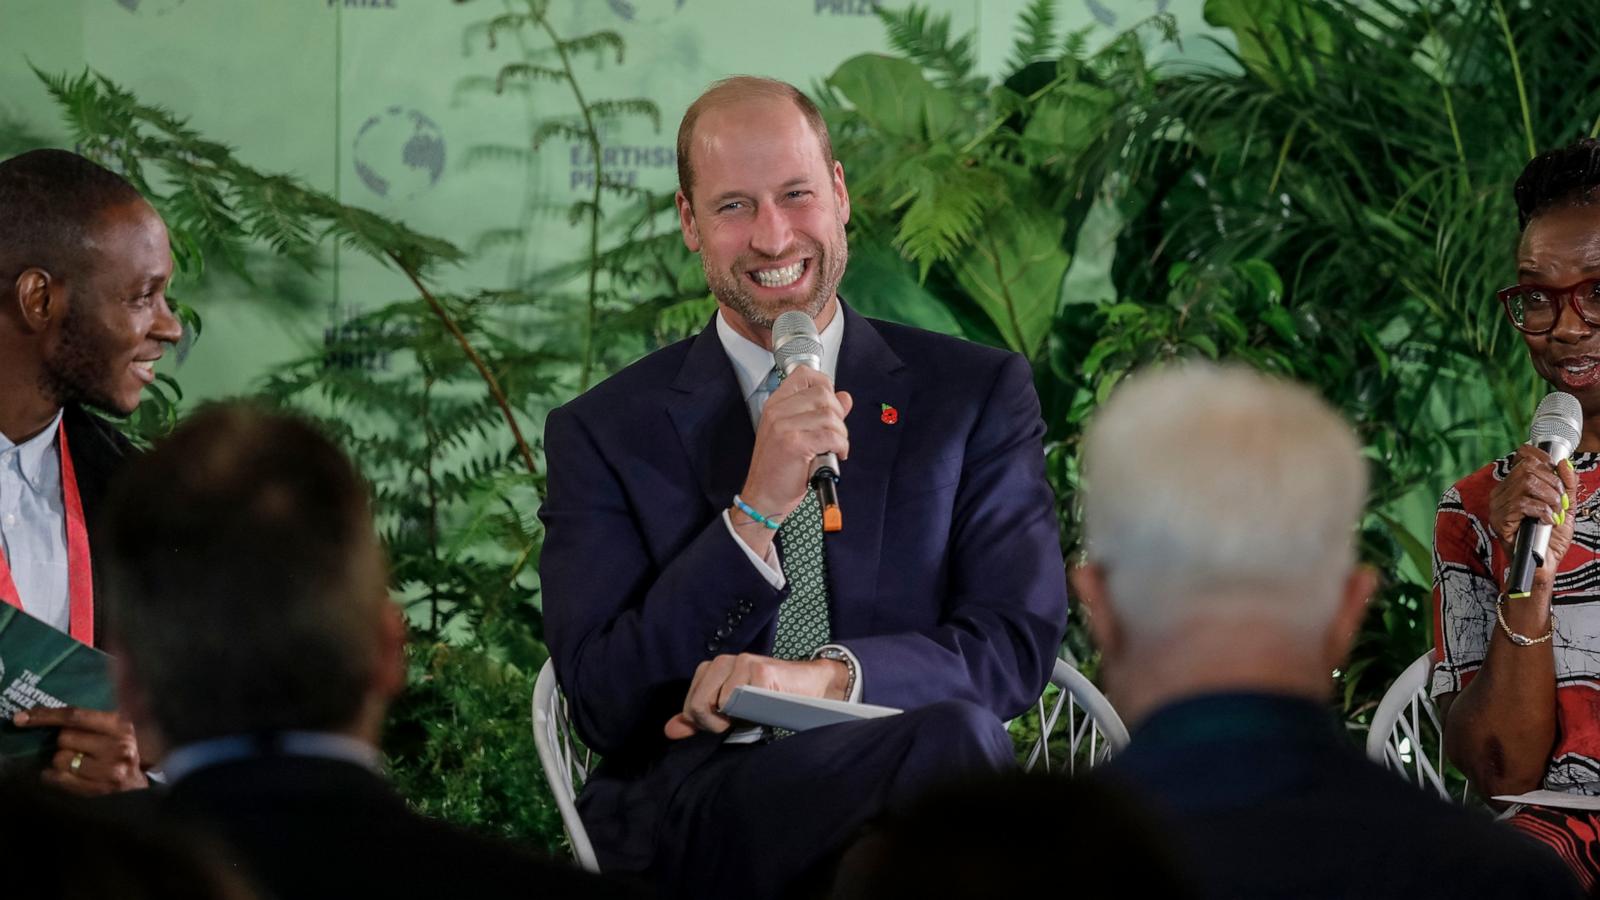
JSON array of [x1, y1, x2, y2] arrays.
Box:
[[880, 403, 898, 425]]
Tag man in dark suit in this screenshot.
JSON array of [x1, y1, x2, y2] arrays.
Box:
[[0, 148, 182, 793], [100, 405, 635, 900], [539, 76, 1070, 897], [1072, 363, 1582, 900]]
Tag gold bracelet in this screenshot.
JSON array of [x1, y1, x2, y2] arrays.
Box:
[[1496, 593, 1555, 646]]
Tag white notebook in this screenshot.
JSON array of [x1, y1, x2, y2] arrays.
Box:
[[1491, 789, 1600, 811], [720, 686, 902, 732]]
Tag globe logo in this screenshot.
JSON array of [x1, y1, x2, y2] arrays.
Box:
[[606, 0, 687, 23], [1084, 0, 1169, 27], [352, 107, 446, 200]]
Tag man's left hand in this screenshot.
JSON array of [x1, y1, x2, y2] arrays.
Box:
[[665, 653, 848, 739], [13, 706, 148, 795]]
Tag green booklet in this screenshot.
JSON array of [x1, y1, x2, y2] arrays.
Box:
[[0, 605, 114, 763]]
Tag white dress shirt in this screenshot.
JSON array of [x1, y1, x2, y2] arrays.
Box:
[[712, 308, 862, 716], [0, 411, 69, 633]]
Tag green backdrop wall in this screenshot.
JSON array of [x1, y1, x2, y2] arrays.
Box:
[[0, 0, 1227, 403]]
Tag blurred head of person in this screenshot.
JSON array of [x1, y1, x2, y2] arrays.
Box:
[[101, 404, 403, 761], [1070, 363, 1376, 725], [0, 148, 181, 428], [829, 771, 1192, 900]]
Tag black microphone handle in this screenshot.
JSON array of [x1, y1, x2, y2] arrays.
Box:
[[1506, 438, 1566, 596], [1506, 518, 1541, 597]]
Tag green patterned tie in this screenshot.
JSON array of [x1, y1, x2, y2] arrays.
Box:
[[771, 485, 833, 660], [752, 364, 833, 664]]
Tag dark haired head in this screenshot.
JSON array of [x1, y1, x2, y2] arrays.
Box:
[[104, 404, 393, 747], [1514, 138, 1600, 231], [0, 148, 146, 283]]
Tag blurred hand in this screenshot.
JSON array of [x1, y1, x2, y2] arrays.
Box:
[[13, 706, 147, 795]]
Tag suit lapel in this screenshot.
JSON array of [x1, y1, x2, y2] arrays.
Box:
[[826, 306, 906, 636], [666, 320, 754, 512]]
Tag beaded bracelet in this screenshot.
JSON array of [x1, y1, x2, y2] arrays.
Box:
[[732, 494, 782, 530]]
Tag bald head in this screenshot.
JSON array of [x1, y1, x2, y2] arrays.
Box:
[[676, 76, 833, 202]]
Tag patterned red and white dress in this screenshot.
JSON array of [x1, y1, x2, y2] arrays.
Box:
[[1433, 451, 1600, 888]]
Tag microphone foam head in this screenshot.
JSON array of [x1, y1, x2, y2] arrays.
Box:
[[1531, 391, 1583, 448]]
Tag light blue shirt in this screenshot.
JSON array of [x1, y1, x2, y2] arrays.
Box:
[[0, 411, 68, 633]]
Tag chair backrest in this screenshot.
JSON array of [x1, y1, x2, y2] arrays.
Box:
[[531, 659, 600, 872], [1365, 649, 1466, 802], [1020, 656, 1131, 775]]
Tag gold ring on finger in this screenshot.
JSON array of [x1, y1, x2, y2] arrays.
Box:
[[69, 752, 84, 773]]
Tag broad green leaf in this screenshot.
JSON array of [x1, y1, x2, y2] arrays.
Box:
[[828, 54, 958, 140], [840, 237, 963, 335], [1235, 259, 1283, 305], [1203, 0, 1333, 89], [1021, 82, 1118, 162], [952, 207, 1071, 360]]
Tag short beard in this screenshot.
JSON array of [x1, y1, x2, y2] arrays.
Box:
[[705, 218, 849, 329], [39, 300, 121, 415]]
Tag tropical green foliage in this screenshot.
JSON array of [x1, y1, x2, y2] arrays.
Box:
[[824, 0, 1600, 729]]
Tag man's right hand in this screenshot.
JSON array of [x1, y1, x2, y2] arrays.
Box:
[[731, 364, 851, 555]]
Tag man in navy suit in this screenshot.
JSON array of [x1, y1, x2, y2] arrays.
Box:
[[539, 76, 1069, 897]]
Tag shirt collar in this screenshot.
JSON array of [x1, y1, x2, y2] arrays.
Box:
[[160, 731, 383, 784], [714, 303, 845, 401], [0, 410, 64, 492]]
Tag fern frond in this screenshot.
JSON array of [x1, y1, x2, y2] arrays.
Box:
[[496, 63, 569, 93], [876, 5, 977, 89], [587, 98, 661, 132], [558, 30, 626, 65], [1008, 0, 1060, 73]]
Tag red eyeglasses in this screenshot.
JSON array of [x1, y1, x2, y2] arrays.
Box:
[[1498, 279, 1600, 334]]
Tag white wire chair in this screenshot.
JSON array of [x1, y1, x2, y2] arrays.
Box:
[[1365, 649, 1468, 802], [1019, 656, 1131, 774], [531, 658, 600, 872], [531, 654, 1131, 872]]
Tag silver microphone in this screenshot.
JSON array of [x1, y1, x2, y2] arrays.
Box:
[[772, 311, 842, 532], [1507, 391, 1583, 595]]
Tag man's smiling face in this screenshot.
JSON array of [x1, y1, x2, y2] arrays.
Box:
[[41, 200, 180, 416], [676, 97, 850, 335]]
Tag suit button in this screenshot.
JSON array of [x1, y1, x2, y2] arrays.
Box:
[[715, 625, 733, 639], [737, 601, 754, 614], [726, 613, 740, 626], [706, 640, 720, 654]]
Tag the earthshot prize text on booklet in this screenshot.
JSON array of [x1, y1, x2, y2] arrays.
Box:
[[0, 605, 114, 763]]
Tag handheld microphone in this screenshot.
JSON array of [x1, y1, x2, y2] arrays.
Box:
[[772, 310, 842, 532], [1507, 391, 1583, 596]]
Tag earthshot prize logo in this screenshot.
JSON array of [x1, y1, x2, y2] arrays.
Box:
[[813, 0, 879, 14], [115, 0, 186, 14], [605, 0, 687, 23], [1084, 0, 1171, 26], [352, 107, 446, 200]]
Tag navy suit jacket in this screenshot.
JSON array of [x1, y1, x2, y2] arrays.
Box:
[[539, 305, 1069, 768], [1095, 694, 1582, 900]]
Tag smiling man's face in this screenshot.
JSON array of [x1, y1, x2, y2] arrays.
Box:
[[676, 96, 850, 339], [40, 199, 180, 416]]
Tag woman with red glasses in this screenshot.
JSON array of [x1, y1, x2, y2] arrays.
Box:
[[1434, 138, 1600, 890]]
